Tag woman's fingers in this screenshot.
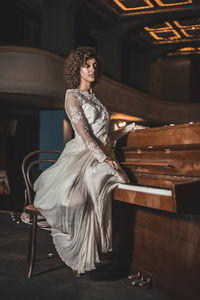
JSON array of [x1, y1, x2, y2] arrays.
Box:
[[113, 161, 119, 170], [135, 125, 148, 130], [104, 159, 119, 170], [111, 162, 118, 170]]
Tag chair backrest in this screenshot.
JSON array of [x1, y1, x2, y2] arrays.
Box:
[[22, 149, 61, 207]]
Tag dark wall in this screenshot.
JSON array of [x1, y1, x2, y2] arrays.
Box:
[[0, 0, 41, 48], [0, 103, 40, 211], [190, 57, 200, 103], [121, 41, 192, 102], [149, 56, 191, 102]]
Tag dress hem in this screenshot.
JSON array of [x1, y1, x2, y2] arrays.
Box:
[[52, 229, 113, 274]]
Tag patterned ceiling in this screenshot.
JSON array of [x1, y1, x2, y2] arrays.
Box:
[[142, 19, 200, 44], [98, 0, 200, 56], [102, 0, 199, 16]]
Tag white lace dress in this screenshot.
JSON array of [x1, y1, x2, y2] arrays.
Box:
[[34, 89, 135, 274]]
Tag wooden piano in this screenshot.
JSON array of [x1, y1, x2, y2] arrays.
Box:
[[112, 122, 200, 300]]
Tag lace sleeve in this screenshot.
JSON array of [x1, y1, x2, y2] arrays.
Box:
[[109, 122, 136, 142], [65, 90, 108, 163]]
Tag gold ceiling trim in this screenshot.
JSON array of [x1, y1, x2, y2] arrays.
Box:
[[173, 20, 200, 38], [149, 29, 181, 41], [168, 46, 200, 56], [174, 20, 200, 29], [154, 0, 193, 6], [112, 0, 193, 12], [179, 46, 200, 51], [144, 22, 182, 41], [112, 0, 154, 11], [144, 20, 200, 43], [145, 22, 173, 31]]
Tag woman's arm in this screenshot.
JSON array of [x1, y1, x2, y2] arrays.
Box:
[[109, 122, 146, 142], [65, 91, 108, 163]]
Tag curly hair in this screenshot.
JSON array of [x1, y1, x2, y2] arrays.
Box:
[[64, 46, 102, 89]]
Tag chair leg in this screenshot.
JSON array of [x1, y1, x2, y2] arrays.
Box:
[[27, 215, 33, 263], [27, 215, 38, 279]]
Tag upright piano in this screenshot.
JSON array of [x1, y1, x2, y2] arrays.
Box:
[[113, 122, 200, 300]]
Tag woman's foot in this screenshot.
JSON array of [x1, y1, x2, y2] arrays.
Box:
[[72, 270, 81, 278]]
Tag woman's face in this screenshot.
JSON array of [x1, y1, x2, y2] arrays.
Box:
[[80, 58, 97, 84]]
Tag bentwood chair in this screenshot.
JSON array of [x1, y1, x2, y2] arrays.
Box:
[[21, 149, 61, 278]]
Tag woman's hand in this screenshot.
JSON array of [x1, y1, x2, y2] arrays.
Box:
[[135, 125, 147, 130], [126, 122, 147, 131], [104, 159, 119, 170]]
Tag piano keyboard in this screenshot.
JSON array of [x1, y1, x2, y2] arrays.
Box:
[[117, 183, 172, 196]]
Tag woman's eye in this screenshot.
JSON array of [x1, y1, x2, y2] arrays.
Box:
[[85, 63, 97, 69]]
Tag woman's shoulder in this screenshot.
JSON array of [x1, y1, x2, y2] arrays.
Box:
[[65, 89, 84, 103], [66, 88, 78, 95]]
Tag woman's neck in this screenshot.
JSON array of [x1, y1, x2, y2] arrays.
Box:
[[78, 82, 93, 94]]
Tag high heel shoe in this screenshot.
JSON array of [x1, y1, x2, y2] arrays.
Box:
[[72, 270, 81, 278]]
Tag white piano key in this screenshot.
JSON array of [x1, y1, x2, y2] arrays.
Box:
[[117, 183, 172, 196]]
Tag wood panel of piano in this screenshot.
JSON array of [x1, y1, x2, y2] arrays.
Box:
[[112, 122, 200, 300]]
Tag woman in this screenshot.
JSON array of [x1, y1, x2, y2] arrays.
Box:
[[34, 46, 141, 277]]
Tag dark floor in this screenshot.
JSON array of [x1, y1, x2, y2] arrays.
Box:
[[0, 211, 172, 300]]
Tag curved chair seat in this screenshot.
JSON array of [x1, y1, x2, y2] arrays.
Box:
[[25, 204, 41, 215]]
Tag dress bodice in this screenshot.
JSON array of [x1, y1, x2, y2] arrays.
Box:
[[67, 89, 110, 143], [65, 89, 110, 162]]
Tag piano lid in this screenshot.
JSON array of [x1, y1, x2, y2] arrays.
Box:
[[125, 122, 200, 148]]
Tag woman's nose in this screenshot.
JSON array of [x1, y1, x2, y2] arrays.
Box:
[[90, 65, 95, 72]]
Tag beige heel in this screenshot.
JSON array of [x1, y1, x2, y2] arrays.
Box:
[[72, 270, 81, 278]]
